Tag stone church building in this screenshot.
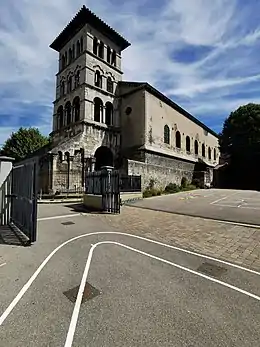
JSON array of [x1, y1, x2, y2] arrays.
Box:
[[36, 6, 219, 193]]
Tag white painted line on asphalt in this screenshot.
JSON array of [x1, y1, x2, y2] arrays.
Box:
[[1, 231, 260, 327], [214, 203, 260, 210], [0, 263, 6, 268], [210, 196, 228, 205], [37, 213, 83, 221], [64, 241, 260, 347]]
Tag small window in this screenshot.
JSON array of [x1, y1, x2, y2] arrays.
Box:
[[73, 97, 80, 122], [176, 131, 181, 148], [61, 55, 66, 69], [72, 44, 75, 60], [214, 148, 217, 161], [107, 77, 113, 93], [80, 37, 83, 52], [74, 70, 80, 88], [186, 136, 191, 152], [93, 37, 98, 55], [164, 125, 170, 144], [98, 41, 104, 59], [60, 81, 65, 96], [69, 48, 72, 63], [65, 102, 72, 125], [57, 106, 64, 129], [111, 50, 116, 66], [208, 147, 212, 160], [107, 46, 111, 63], [202, 143, 205, 157], [68, 76, 72, 93], [94, 97, 103, 122], [194, 140, 198, 155], [94, 71, 102, 88], [76, 41, 80, 56]]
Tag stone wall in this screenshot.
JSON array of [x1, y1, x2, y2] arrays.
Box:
[[127, 151, 196, 190]]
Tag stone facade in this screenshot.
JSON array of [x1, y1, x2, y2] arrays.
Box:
[[37, 6, 220, 194]]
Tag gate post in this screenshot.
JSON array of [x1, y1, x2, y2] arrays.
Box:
[[0, 156, 15, 225]]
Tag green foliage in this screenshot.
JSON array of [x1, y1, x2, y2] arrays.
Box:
[[181, 177, 188, 188], [164, 183, 180, 193], [142, 178, 162, 198], [191, 178, 204, 189], [220, 103, 260, 156], [0, 127, 49, 161]]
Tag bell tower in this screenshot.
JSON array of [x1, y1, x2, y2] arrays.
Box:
[[49, 5, 130, 159]]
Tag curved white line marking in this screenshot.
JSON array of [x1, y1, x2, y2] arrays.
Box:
[[65, 241, 260, 347], [0, 263, 6, 268], [0, 231, 259, 327]]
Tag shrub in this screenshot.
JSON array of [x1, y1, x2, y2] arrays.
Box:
[[181, 177, 188, 188], [164, 183, 180, 194], [143, 187, 161, 198], [191, 178, 204, 189], [182, 184, 197, 191]]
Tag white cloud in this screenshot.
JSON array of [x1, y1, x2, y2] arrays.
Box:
[[1, 0, 260, 140]]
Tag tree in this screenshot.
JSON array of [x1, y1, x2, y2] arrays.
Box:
[[219, 103, 260, 189], [0, 127, 49, 161], [220, 103, 260, 156]]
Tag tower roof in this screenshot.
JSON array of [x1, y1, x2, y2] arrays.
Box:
[[50, 6, 131, 52]]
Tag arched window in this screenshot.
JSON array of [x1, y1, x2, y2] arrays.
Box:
[[202, 143, 205, 157], [73, 97, 80, 122], [60, 80, 65, 96], [98, 41, 104, 59], [176, 131, 181, 148], [214, 148, 217, 161], [61, 55, 66, 69], [80, 36, 83, 52], [57, 106, 63, 129], [111, 50, 116, 66], [72, 44, 75, 59], [186, 136, 191, 152], [164, 125, 170, 144], [67, 76, 73, 93], [208, 147, 212, 160], [93, 37, 98, 55], [74, 70, 80, 88], [64, 51, 67, 65], [65, 102, 72, 125], [194, 140, 198, 155], [94, 97, 103, 122], [95, 70, 102, 88], [76, 40, 80, 56], [69, 48, 72, 63], [107, 77, 113, 93], [105, 102, 113, 125], [107, 46, 111, 63]]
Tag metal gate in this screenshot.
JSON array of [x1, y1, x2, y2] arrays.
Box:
[[9, 161, 38, 242], [85, 169, 120, 214]]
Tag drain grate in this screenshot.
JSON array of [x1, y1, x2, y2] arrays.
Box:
[[63, 282, 101, 303], [61, 221, 75, 226], [197, 262, 227, 278]]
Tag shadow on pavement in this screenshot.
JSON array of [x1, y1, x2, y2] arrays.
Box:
[[0, 225, 25, 246]]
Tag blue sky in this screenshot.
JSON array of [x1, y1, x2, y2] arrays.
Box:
[[1, 0, 260, 145]]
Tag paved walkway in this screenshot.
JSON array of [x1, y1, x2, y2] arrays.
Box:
[[94, 205, 260, 271]]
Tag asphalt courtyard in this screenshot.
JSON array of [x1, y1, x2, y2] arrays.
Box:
[[0, 202, 260, 346], [129, 188, 260, 226]]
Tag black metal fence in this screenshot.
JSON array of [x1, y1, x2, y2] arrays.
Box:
[[119, 175, 141, 192], [10, 161, 38, 243], [85, 170, 121, 213]]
